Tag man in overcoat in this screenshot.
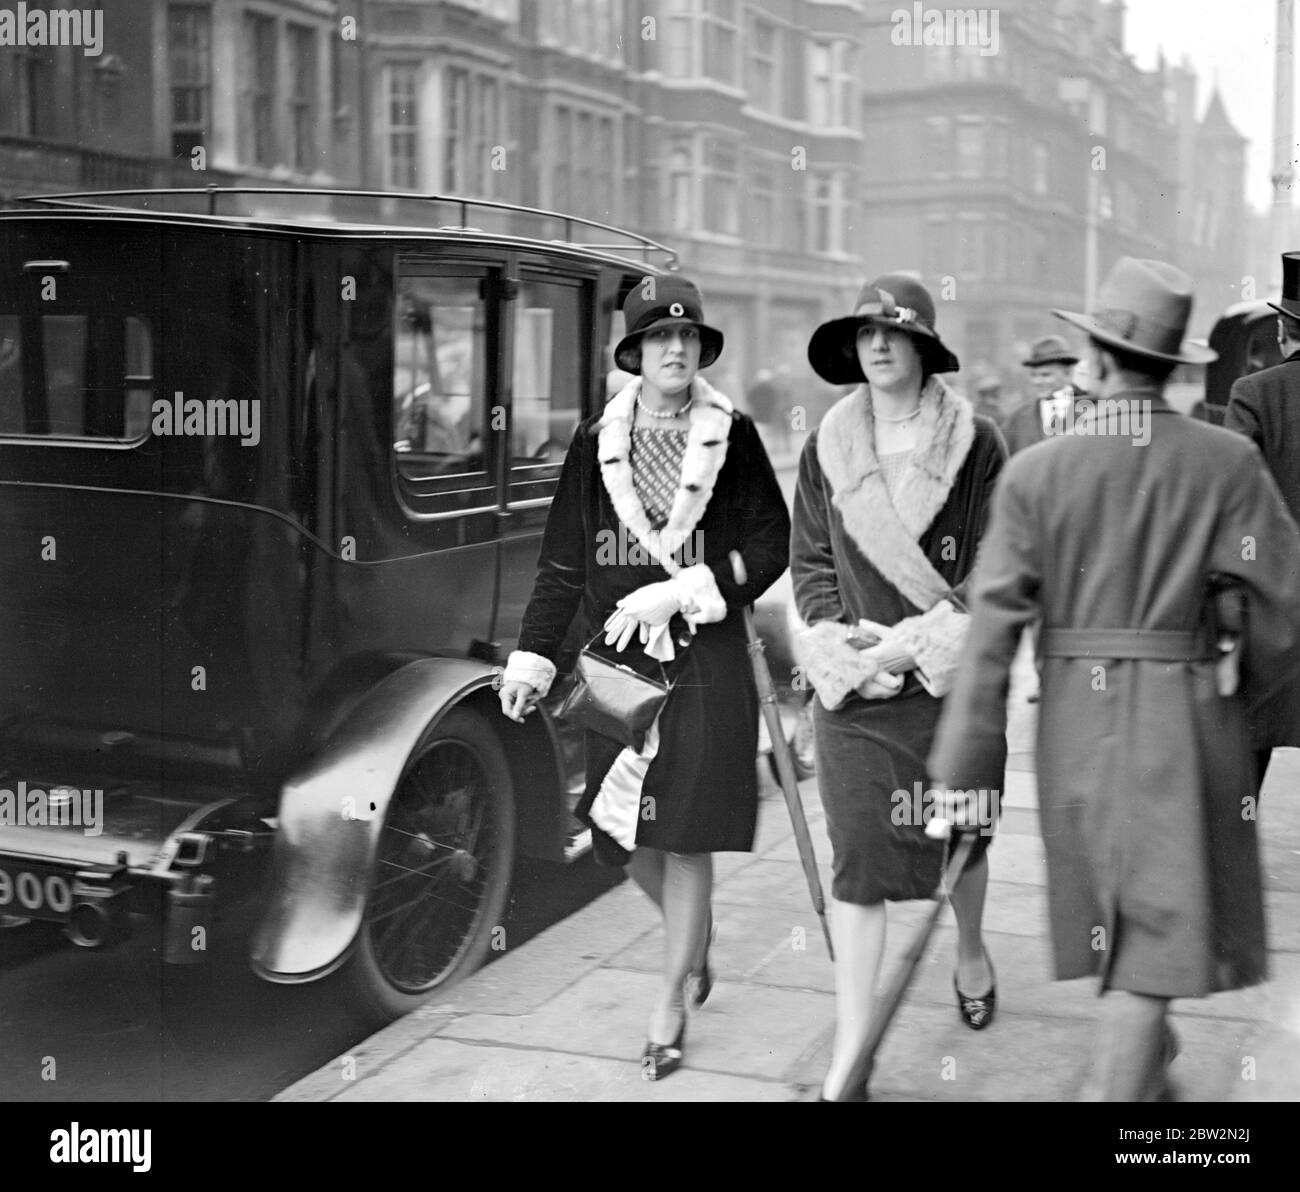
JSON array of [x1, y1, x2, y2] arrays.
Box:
[[999, 334, 1089, 455], [930, 258, 1300, 1101], [1224, 250, 1300, 780]]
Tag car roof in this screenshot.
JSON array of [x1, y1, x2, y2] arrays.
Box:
[[1, 187, 677, 275]]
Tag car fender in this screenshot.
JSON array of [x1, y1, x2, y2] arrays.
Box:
[[250, 657, 505, 983]]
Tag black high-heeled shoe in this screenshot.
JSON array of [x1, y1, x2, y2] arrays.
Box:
[[641, 1018, 686, 1081], [954, 949, 997, 1030]]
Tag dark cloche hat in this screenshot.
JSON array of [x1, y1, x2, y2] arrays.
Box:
[[614, 275, 724, 374], [1268, 251, 1300, 321], [807, 273, 959, 384], [1021, 335, 1079, 368]]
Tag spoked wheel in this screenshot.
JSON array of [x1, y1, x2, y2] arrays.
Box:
[[341, 707, 516, 1023]]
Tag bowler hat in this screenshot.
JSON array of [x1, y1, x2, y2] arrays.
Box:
[[807, 274, 959, 384], [614, 275, 723, 374], [1021, 335, 1079, 368], [1267, 251, 1300, 321], [1053, 258, 1217, 366]]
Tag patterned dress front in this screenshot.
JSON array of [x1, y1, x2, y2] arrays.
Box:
[[631, 425, 689, 529]]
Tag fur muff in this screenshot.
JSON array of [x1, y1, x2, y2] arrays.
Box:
[[888, 599, 969, 697], [795, 620, 882, 710]]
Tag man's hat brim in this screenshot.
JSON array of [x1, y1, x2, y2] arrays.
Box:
[[807, 314, 959, 384], [1051, 309, 1217, 366], [1022, 351, 1079, 367], [1267, 298, 1300, 322], [614, 316, 724, 374]]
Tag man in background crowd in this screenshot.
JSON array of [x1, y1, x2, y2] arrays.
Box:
[[1000, 334, 1089, 455]]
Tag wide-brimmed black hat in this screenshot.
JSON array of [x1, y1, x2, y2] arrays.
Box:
[[807, 274, 959, 384], [1268, 251, 1300, 321], [614, 275, 724, 374], [1053, 257, 1216, 366], [1021, 335, 1079, 368]]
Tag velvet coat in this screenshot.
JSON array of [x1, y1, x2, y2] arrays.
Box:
[[791, 379, 1007, 903], [516, 378, 790, 862], [1225, 352, 1300, 748], [930, 399, 1300, 997]]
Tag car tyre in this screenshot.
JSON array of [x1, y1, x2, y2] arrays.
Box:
[[340, 707, 516, 1024]]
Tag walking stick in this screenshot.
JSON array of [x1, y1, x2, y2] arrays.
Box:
[[729, 551, 834, 960], [838, 823, 977, 1097]]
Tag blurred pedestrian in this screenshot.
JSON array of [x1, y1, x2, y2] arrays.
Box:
[[1000, 334, 1090, 455], [747, 366, 787, 453], [792, 274, 1007, 1102], [973, 375, 1004, 422], [499, 276, 790, 1080], [931, 258, 1300, 1101], [1224, 250, 1300, 787]]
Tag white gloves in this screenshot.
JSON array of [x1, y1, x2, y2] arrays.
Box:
[[603, 579, 684, 654]]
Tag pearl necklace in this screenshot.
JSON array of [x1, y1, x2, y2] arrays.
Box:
[[637, 393, 692, 420], [874, 406, 921, 423]]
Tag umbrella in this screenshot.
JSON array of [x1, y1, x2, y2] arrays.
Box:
[[730, 551, 834, 959], [838, 824, 978, 1098]]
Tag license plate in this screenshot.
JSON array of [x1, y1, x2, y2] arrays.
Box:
[[0, 860, 76, 921]]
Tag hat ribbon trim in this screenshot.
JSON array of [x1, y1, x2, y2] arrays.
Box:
[[1093, 308, 1184, 350]]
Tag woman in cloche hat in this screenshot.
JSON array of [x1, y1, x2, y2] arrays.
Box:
[[498, 275, 791, 1079], [792, 273, 1009, 1100]]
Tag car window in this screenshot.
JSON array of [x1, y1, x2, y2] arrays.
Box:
[[510, 276, 586, 466], [0, 312, 153, 441], [393, 272, 489, 480]]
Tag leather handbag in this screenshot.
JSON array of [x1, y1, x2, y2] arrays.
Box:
[[555, 634, 672, 753]]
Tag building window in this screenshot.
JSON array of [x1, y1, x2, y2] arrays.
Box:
[[594, 117, 615, 218], [552, 106, 572, 211], [168, 5, 210, 161], [956, 119, 982, 179], [988, 120, 1010, 179], [243, 13, 277, 167], [704, 0, 740, 85], [811, 172, 834, 253], [957, 214, 982, 279], [926, 117, 950, 179], [669, 143, 693, 232], [386, 65, 420, 189], [985, 218, 1007, 281], [810, 40, 854, 126], [472, 75, 499, 195], [445, 67, 468, 191], [664, 0, 694, 78], [749, 159, 776, 248], [287, 25, 318, 174], [704, 139, 739, 235], [747, 14, 780, 113], [1031, 141, 1049, 194], [926, 215, 954, 278]]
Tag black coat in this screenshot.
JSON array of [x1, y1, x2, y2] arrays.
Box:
[[1226, 354, 1300, 747], [1000, 385, 1090, 455], [518, 378, 790, 861]]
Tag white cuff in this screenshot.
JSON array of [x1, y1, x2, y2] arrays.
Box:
[[671, 563, 727, 626], [888, 600, 969, 697], [502, 650, 557, 698]]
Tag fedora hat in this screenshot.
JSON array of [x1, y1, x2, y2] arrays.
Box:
[[1053, 258, 1217, 365], [613, 275, 723, 374], [1021, 335, 1079, 368], [807, 274, 959, 384], [1267, 251, 1300, 321]]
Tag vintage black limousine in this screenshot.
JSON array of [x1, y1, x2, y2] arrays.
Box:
[[0, 187, 699, 1021]]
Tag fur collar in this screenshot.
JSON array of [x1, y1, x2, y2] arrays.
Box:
[[596, 375, 734, 575], [817, 375, 974, 611]]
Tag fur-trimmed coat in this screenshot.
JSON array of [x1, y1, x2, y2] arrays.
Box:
[[511, 377, 790, 861], [790, 378, 1007, 901]]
